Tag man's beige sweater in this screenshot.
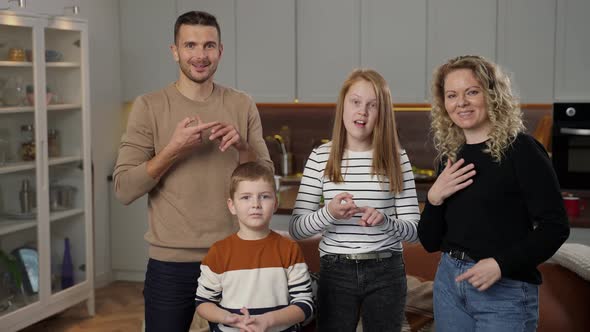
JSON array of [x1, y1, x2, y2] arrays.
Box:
[[113, 83, 272, 262]]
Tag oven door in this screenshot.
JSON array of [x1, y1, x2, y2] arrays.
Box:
[[552, 127, 590, 189]]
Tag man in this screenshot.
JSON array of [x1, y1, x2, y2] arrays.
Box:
[[113, 11, 272, 332]]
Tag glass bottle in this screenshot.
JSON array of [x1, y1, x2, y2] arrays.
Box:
[[20, 124, 35, 161], [47, 129, 60, 157]]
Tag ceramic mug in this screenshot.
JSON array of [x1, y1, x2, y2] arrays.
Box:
[[563, 196, 586, 218]]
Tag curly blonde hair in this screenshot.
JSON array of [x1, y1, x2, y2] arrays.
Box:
[[430, 55, 524, 163]]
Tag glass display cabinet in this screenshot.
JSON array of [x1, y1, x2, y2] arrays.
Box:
[[0, 10, 93, 332]]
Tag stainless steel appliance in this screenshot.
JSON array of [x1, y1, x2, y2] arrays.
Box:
[[552, 102, 590, 189]]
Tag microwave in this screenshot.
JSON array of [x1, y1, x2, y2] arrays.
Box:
[[552, 103, 590, 190]]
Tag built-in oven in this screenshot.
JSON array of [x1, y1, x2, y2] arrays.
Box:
[[552, 103, 590, 190]]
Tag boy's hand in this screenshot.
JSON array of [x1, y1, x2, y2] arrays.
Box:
[[240, 307, 272, 332], [358, 206, 384, 226], [223, 308, 255, 332], [327, 192, 360, 220]]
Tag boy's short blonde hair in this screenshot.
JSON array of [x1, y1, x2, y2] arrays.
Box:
[[229, 162, 275, 198]]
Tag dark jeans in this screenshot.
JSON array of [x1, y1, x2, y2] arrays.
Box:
[[317, 252, 407, 332], [144, 258, 201, 332]]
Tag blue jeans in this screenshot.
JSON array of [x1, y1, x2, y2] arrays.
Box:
[[144, 258, 202, 332], [317, 252, 407, 332], [434, 253, 539, 332]]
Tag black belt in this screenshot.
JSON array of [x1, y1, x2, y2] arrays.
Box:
[[446, 249, 476, 263]]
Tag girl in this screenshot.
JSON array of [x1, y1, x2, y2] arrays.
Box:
[[289, 69, 420, 331], [418, 55, 569, 331]]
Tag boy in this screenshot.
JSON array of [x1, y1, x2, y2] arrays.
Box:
[[195, 162, 314, 332]]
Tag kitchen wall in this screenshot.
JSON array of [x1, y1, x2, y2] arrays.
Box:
[[25, 0, 123, 286]]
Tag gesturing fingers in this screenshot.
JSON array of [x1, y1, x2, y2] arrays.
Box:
[[358, 207, 384, 226]]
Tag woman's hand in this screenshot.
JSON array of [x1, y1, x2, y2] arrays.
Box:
[[358, 206, 384, 226], [327, 192, 360, 220], [455, 258, 502, 291], [427, 158, 476, 206]]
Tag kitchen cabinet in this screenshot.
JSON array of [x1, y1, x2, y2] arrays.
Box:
[[360, 0, 427, 103], [555, 0, 590, 101], [0, 11, 94, 331], [426, 0, 497, 83], [236, 0, 295, 102], [297, 0, 360, 102], [119, 0, 177, 101], [497, 0, 556, 103]]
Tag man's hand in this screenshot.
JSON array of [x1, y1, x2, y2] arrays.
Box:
[[327, 192, 360, 220], [358, 206, 384, 226], [427, 158, 476, 206], [209, 122, 249, 152], [168, 115, 218, 157], [455, 258, 502, 291]]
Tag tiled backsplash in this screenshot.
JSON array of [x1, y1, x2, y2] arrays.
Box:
[[259, 104, 552, 174]]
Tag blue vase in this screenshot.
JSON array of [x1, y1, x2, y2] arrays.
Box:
[[61, 237, 74, 289]]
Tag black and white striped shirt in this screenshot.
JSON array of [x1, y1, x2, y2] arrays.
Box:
[[289, 143, 420, 256]]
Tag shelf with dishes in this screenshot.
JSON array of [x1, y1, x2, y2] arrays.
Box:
[[46, 62, 80, 68], [0, 61, 33, 67], [0, 208, 84, 236], [0, 156, 82, 175], [0, 104, 81, 114]]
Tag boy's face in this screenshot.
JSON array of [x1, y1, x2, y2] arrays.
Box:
[[227, 179, 277, 232]]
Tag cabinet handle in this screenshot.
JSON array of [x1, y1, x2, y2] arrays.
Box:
[[560, 128, 590, 136], [40, 139, 47, 189]]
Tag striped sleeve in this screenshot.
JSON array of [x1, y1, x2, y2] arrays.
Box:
[[195, 245, 222, 307], [380, 151, 420, 243], [286, 242, 314, 320], [289, 147, 337, 240]]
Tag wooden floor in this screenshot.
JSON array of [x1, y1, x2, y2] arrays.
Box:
[[21, 281, 145, 332], [20, 281, 209, 332]]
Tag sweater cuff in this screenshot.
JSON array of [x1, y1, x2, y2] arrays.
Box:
[[321, 205, 338, 224]]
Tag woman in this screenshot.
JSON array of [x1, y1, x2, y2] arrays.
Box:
[[418, 55, 569, 332]]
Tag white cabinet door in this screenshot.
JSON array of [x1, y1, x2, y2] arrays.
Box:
[[361, 0, 427, 103], [177, 0, 237, 88], [497, 0, 556, 103], [236, 0, 295, 102], [427, 0, 497, 81], [555, 0, 590, 101], [119, 0, 177, 101], [297, 0, 360, 102]]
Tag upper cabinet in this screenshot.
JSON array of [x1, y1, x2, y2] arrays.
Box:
[[236, 0, 295, 102], [119, 0, 177, 101], [120, 1, 590, 103], [497, 0, 556, 103], [360, 0, 427, 103], [555, 0, 590, 101], [297, 0, 360, 102], [427, 0, 497, 82]]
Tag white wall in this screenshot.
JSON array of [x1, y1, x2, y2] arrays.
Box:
[[24, 0, 123, 287]]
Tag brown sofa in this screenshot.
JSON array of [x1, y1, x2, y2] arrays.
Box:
[[295, 236, 590, 332]]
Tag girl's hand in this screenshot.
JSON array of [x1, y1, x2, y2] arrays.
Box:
[[327, 192, 360, 220], [358, 206, 384, 226], [455, 258, 501, 291], [427, 158, 476, 206]]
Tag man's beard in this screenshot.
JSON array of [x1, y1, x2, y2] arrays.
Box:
[[179, 61, 217, 84]]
